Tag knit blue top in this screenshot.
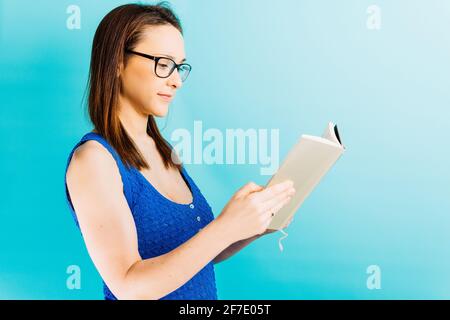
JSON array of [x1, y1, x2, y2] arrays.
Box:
[[64, 132, 218, 300]]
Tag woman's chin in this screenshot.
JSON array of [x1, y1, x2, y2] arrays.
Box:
[[149, 104, 169, 117]]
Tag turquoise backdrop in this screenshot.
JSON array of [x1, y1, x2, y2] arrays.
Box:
[[1, 0, 449, 299]]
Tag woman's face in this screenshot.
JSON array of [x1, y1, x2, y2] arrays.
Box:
[[119, 24, 186, 117]]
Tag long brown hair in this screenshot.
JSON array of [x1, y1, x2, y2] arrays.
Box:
[[87, 2, 182, 171]]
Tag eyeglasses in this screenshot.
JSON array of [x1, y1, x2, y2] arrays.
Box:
[[126, 49, 192, 82]]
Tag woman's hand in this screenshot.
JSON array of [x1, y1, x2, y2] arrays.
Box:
[[216, 180, 296, 243]]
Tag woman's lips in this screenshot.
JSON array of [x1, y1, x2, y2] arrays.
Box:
[[157, 93, 173, 101]]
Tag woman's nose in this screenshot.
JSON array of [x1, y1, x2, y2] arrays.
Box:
[[167, 69, 182, 88]]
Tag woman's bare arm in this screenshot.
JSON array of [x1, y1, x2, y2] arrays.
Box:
[[212, 234, 261, 264], [66, 141, 232, 300]]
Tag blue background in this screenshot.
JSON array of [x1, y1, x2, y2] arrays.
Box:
[[1, 0, 450, 299]]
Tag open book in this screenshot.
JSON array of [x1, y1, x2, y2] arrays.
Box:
[[266, 122, 346, 231]]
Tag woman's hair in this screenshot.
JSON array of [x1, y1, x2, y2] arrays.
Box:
[[87, 2, 182, 171]]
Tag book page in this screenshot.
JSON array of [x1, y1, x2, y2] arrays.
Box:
[[322, 122, 341, 145]]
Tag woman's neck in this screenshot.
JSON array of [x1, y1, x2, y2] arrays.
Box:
[[117, 97, 149, 143]]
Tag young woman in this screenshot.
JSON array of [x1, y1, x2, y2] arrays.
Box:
[[64, 2, 295, 300]]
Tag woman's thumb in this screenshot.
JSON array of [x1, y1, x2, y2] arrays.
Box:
[[234, 182, 264, 199]]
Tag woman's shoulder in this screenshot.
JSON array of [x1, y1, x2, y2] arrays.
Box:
[[72, 140, 114, 166], [67, 139, 121, 188]]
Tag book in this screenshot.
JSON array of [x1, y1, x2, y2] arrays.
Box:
[[266, 122, 346, 230]]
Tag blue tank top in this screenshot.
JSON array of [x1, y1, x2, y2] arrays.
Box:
[[64, 132, 218, 300]]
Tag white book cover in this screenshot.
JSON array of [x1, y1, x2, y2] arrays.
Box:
[[266, 122, 346, 231]]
